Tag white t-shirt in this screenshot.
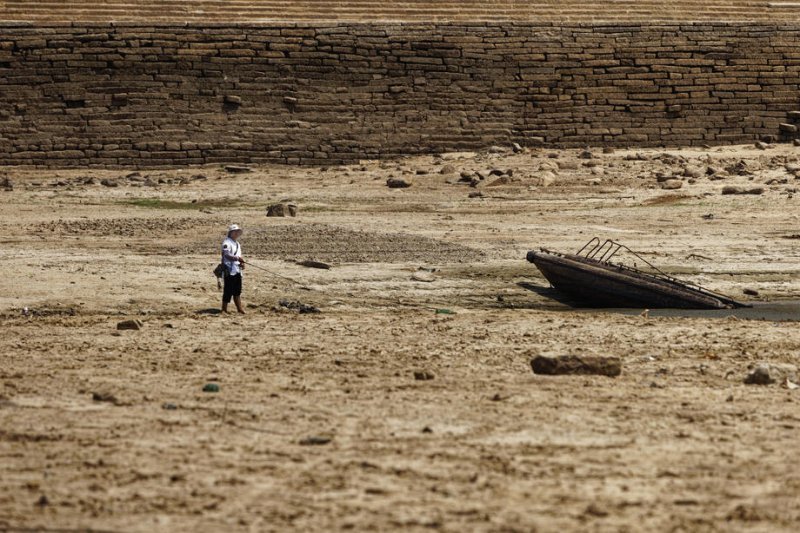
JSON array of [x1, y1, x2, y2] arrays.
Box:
[[221, 237, 242, 276]]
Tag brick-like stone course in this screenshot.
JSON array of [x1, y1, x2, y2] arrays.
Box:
[[1, 22, 799, 168]]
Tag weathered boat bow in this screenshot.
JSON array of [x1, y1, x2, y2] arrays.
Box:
[[526, 238, 750, 310]]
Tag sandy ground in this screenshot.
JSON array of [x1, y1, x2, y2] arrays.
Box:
[[1, 144, 799, 532]]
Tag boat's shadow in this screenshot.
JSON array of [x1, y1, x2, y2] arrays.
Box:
[[517, 281, 583, 309]]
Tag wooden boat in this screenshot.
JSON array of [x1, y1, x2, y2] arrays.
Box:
[[527, 238, 750, 310]]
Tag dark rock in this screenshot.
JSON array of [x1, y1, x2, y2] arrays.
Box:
[[414, 370, 435, 381], [743, 363, 798, 385], [297, 260, 331, 270], [531, 355, 622, 377], [578, 149, 594, 159], [100, 179, 118, 188], [202, 383, 220, 393], [511, 142, 523, 153], [415, 169, 429, 175], [660, 179, 683, 190], [266, 203, 298, 217], [722, 186, 764, 195], [116, 319, 142, 331], [743, 288, 759, 296], [487, 176, 513, 187], [278, 300, 320, 314], [779, 123, 798, 133], [584, 503, 609, 517], [386, 178, 411, 189], [224, 165, 252, 174], [439, 165, 456, 175], [92, 391, 118, 404], [755, 141, 770, 150], [223, 95, 242, 105], [468, 191, 484, 198], [299, 436, 332, 446]]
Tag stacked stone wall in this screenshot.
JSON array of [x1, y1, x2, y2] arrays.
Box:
[[1, 22, 799, 167]]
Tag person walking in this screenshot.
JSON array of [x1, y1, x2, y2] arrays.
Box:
[[221, 224, 245, 314]]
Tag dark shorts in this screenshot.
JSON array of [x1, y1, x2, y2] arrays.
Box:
[[223, 273, 242, 302]]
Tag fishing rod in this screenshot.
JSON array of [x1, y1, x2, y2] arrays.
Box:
[[241, 260, 310, 288]]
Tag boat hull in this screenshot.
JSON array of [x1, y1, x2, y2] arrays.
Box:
[[527, 250, 734, 310]]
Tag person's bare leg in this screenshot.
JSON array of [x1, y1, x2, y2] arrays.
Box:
[[234, 296, 245, 314], [221, 300, 229, 313]]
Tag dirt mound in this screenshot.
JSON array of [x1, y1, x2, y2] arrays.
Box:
[[36, 216, 219, 238], [179, 223, 484, 264]]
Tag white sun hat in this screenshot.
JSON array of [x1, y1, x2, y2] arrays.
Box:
[[228, 224, 242, 232]]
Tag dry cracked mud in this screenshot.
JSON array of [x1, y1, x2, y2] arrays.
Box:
[[1, 144, 799, 532]]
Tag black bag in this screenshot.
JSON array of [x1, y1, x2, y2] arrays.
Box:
[[213, 263, 225, 279]]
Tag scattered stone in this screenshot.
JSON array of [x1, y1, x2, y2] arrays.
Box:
[[415, 169, 429, 175], [788, 110, 800, 120], [556, 160, 578, 170], [386, 177, 411, 189], [468, 191, 484, 198], [224, 165, 252, 174], [100, 178, 118, 187], [743, 288, 759, 296], [439, 164, 456, 175], [411, 271, 436, 282], [511, 142, 523, 153], [299, 436, 332, 446], [584, 503, 609, 517], [794, 139, 800, 147], [722, 186, 764, 195], [534, 171, 557, 187], [660, 179, 683, 190], [683, 166, 704, 178], [202, 383, 220, 393], [743, 363, 798, 385], [475, 169, 492, 180], [531, 355, 622, 377], [486, 176, 513, 187], [278, 300, 320, 314], [297, 260, 331, 270], [116, 319, 142, 331], [162, 402, 178, 410], [414, 370, 435, 381], [755, 141, 770, 150], [578, 149, 594, 159], [37, 495, 49, 507], [487, 145, 506, 154], [266, 202, 298, 217], [223, 95, 242, 105], [1, 177, 13, 191], [92, 392, 119, 404], [602, 147, 615, 154], [779, 123, 798, 133], [458, 171, 473, 182], [727, 503, 766, 522]]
